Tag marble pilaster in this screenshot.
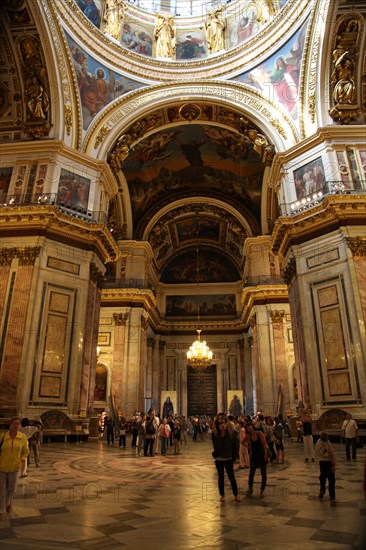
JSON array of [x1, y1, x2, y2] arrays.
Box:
[[270, 310, 289, 416], [111, 312, 128, 413]]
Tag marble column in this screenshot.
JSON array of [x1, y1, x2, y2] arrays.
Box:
[[270, 310, 288, 416], [0, 247, 39, 412], [139, 317, 148, 411], [111, 312, 128, 414]]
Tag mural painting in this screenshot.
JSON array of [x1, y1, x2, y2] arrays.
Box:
[[94, 365, 107, 401], [0, 167, 12, 203], [75, 0, 102, 28], [176, 31, 206, 60], [66, 34, 144, 130], [57, 168, 91, 210], [228, 8, 261, 48], [166, 293, 236, 317], [122, 124, 264, 227], [232, 19, 308, 120], [122, 22, 153, 56], [161, 248, 240, 283], [175, 217, 221, 243], [293, 157, 326, 200]]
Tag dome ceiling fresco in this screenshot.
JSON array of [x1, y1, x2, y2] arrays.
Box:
[[122, 124, 265, 237]]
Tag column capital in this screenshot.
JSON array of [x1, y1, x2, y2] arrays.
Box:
[[283, 256, 296, 285], [113, 312, 128, 326], [270, 310, 285, 323], [0, 247, 17, 266], [17, 246, 41, 266], [90, 262, 104, 288], [346, 237, 366, 257]]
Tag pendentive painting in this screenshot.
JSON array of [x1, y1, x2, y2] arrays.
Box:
[[293, 157, 326, 200], [232, 19, 308, 120], [122, 22, 154, 56], [65, 33, 144, 130], [75, 0, 102, 28], [57, 169, 91, 210]]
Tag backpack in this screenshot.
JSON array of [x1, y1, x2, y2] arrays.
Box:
[[146, 421, 155, 435]]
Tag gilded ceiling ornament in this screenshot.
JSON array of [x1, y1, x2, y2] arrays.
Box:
[[270, 310, 285, 323], [94, 125, 111, 149], [64, 105, 72, 135], [346, 237, 366, 257], [178, 103, 202, 122]]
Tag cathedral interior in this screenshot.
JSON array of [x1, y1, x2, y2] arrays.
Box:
[[0, 0, 365, 438]]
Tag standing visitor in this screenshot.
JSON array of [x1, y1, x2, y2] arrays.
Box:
[[315, 432, 336, 501], [341, 413, 359, 461], [245, 421, 268, 496], [0, 417, 29, 519], [302, 410, 315, 462], [211, 416, 241, 502]]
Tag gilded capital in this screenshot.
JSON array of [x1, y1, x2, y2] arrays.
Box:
[[113, 313, 128, 326], [283, 257, 296, 285], [346, 237, 366, 257], [90, 262, 104, 288], [249, 314, 256, 328], [0, 248, 17, 266], [141, 317, 149, 331], [270, 310, 285, 323], [17, 246, 41, 266]]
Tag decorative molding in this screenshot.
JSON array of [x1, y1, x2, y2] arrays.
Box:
[[90, 262, 104, 288], [141, 317, 149, 331], [346, 237, 366, 257], [270, 310, 285, 323], [113, 312, 128, 326], [283, 257, 297, 285], [248, 314, 256, 328]]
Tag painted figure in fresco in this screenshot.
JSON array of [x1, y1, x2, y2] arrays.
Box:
[[270, 56, 299, 112], [205, 8, 226, 54], [104, 0, 125, 40], [154, 14, 175, 59], [81, 68, 110, 116], [229, 395, 242, 417], [25, 77, 49, 119], [76, 0, 101, 27], [332, 51, 356, 105]]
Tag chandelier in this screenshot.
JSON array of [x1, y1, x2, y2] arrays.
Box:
[[186, 246, 213, 369]]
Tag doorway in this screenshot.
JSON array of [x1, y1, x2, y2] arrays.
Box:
[[187, 364, 217, 416]]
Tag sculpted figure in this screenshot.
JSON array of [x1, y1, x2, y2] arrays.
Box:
[[333, 51, 356, 104], [255, 0, 280, 25], [104, 0, 125, 40], [154, 14, 176, 59], [205, 8, 226, 54], [26, 76, 49, 119]]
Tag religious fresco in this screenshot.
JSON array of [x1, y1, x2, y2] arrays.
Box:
[[176, 31, 206, 60], [166, 294, 236, 317], [65, 34, 144, 130], [293, 157, 326, 200], [232, 19, 308, 120], [75, 0, 102, 28], [228, 6, 261, 48], [175, 217, 221, 244], [0, 167, 12, 203], [57, 168, 91, 210], [94, 365, 107, 401], [122, 22, 153, 56], [122, 124, 264, 227], [161, 248, 240, 284]]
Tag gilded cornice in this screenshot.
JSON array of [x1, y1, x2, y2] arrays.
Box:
[[346, 237, 366, 257], [56, 0, 309, 83], [102, 288, 157, 310], [0, 205, 119, 263], [271, 194, 366, 257], [241, 285, 289, 327]]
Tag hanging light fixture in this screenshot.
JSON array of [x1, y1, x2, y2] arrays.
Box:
[[186, 246, 213, 369]]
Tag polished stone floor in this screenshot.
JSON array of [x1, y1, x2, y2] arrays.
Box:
[[0, 435, 365, 550]]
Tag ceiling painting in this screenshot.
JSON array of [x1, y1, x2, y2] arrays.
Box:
[[122, 124, 264, 233]]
